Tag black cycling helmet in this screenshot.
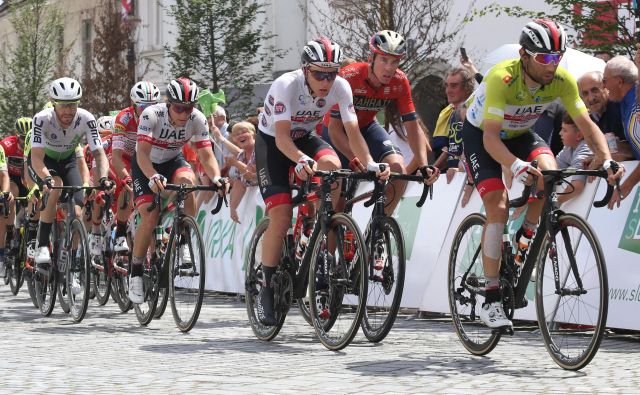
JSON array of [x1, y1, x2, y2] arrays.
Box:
[[520, 19, 567, 54], [166, 77, 200, 105]]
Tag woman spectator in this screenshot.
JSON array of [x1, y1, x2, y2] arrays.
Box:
[[227, 121, 257, 223]]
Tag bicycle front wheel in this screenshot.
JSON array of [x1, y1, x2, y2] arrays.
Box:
[[169, 215, 206, 332], [361, 216, 406, 343], [308, 213, 368, 351], [448, 213, 501, 355], [535, 213, 608, 370], [66, 218, 91, 323], [134, 258, 160, 326], [92, 230, 113, 306]]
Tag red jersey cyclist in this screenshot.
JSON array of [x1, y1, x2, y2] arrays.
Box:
[[112, 81, 161, 253], [254, 37, 390, 326], [129, 77, 227, 304]]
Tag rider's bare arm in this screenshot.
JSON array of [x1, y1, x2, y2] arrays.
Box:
[[112, 149, 130, 180], [483, 119, 518, 168], [404, 119, 429, 173], [135, 141, 158, 179], [343, 119, 374, 165], [30, 148, 52, 180], [274, 120, 307, 163], [92, 147, 110, 181], [197, 145, 221, 181], [327, 117, 356, 160]]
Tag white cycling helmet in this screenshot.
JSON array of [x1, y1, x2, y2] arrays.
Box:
[[130, 81, 161, 104], [96, 115, 115, 131], [370, 30, 407, 58], [50, 77, 82, 101], [301, 37, 343, 68]]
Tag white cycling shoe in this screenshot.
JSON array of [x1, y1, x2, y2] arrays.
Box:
[[479, 301, 513, 329]]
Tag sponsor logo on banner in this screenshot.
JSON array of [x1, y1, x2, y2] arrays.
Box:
[[618, 187, 640, 254]]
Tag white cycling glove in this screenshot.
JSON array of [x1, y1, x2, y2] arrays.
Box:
[[148, 173, 166, 189], [510, 159, 532, 185], [295, 155, 315, 177], [367, 161, 388, 174]]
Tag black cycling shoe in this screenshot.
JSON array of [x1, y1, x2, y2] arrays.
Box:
[[257, 285, 277, 326]]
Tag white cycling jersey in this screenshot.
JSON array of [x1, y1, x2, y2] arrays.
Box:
[[31, 107, 101, 160], [137, 103, 211, 163], [258, 69, 358, 139]]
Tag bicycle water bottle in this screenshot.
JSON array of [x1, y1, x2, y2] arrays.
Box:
[[514, 227, 534, 273], [295, 219, 312, 261], [343, 231, 355, 261]]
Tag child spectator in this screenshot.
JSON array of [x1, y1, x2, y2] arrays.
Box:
[[555, 113, 594, 204]]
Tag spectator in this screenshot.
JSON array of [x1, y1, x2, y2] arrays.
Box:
[[208, 108, 241, 176], [227, 121, 257, 223], [577, 70, 634, 162], [555, 113, 593, 204], [594, 50, 614, 63], [432, 66, 475, 206], [602, 52, 640, 209]]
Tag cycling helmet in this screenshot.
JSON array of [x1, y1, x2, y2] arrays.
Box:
[[96, 115, 115, 133], [166, 77, 200, 105], [130, 81, 161, 104], [50, 77, 82, 101], [520, 19, 567, 54], [15, 117, 33, 136], [370, 30, 406, 58], [301, 37, 343, 68]]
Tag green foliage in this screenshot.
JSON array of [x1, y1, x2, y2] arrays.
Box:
[[165, 0, 287, 109], [0, 0, 65, 134], [471, 1, 638, 58]]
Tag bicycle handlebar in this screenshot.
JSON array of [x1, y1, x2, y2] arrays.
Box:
[[146, 182, 228, 214]]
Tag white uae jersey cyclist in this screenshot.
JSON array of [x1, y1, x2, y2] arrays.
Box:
[[136, 103, 212, 163], [31, 107, 101, 160], [258, 69, 358, 139]]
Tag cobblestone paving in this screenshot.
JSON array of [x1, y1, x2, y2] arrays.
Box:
[[1, 286, 639, 394]]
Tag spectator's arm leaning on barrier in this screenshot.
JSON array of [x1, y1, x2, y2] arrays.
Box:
[[210, 116, 241, 157], [229, 178, 246, 224]]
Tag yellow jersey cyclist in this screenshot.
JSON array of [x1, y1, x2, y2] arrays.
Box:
[[29, 78, 114, 274], [0, 145, 13, 278], [462, 19, 624, 329], [129, 77, 227, 304]]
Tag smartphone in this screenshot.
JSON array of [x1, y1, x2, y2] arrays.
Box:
[[460, 47, 468, 62]]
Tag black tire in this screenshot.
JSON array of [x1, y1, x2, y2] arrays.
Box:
[[8, 257, 23, 296], [361, 216, 406, 343], [134, 257, 160, 326], [448, 213, 501, 355], [535, 213, 608, 370], [154, 287, 169, 319], [169, 216, 206, 332], [26, 268, 39, 308], [53, 222, 71, 315], [92, 230, 113, 306], [308, 213, 368, 351], [66, 218, 91, 323], [245, 217, 289, 341], [35, 261, 56, 317], [111, 258, 133, 313]]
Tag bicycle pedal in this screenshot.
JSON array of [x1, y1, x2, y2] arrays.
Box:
[[492, 326, 514, 336]]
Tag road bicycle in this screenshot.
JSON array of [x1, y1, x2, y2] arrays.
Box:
[[448, 164, 619, 370], [245, 169, 369, 351], [4, 196, 30, 296]]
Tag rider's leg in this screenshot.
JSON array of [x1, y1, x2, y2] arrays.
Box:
[[481, 188, 509, 301], [172, 169, 197, 217], [382, 153, 406, 216]]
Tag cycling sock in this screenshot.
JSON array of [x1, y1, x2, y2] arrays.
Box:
[[38, 222, 53, 248], [131, 255, 144, 277], [485, 277, 500, 304], [115, 221, 127, 238], [262, 265, 276, 287]]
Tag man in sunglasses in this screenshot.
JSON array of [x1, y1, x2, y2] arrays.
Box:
[[255, 37, 390, 326], [462, 19, 624, 330], [128, 77, 227, 304], [29, 77, 113, 273], [111, 81, 161, 254]]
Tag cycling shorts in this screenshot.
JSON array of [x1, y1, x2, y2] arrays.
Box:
[[462, 120, 553, 197], [27, 153, 84, 206], [131, 153, 193, 207], [9, 174, 28, 198], [323, 121, 402, 167], [255, 131, 337, 212]]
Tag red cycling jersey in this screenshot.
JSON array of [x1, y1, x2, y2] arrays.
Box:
[[331, 62, 417, 126], [113, 106, 138, 161], [84, 136, 114, 175], [0, 135, 25, 177]]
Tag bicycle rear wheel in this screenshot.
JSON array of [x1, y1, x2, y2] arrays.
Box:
[[535, 213, 607, 370], [26, 267, 39, 308], [35, 261, 56, 317], [52, 222, 71, 315], [309, 213, 368, 351], [361, 216, 406, 343], [92, 230, 113, 306], [66, 218, 91, 323], [245, 217, 288, 341], [168, 216, 206, 332], [134, 257, 159, 326], [448, 213, 501, 355], [8, 257, 23, 296]]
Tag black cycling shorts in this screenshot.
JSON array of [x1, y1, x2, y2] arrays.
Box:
[[255, 131, 337, 212], [9, 174, 28, 198], [27, 153, 84, 206], [323, 121, 403, 167], [462, 120, 553, 197], [131, 153, 193, 207]]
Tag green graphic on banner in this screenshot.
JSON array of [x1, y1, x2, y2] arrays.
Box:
[[198, 208, 237, 260], [618, 188, 640, 254], [393, 196, 421, 260]]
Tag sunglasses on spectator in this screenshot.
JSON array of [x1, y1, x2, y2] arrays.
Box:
[[171, 104, 194, 114], [308, 69, 338, 82], [525, 49, 563, 66], [54, 101, 79, 108]]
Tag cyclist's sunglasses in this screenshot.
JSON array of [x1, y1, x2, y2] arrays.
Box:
[[525, 49, 563, 66], [135, 102, 154, 111], [171, 103, 194, 114], [53, 100, 80, 108], [308, 69, 338, 82]]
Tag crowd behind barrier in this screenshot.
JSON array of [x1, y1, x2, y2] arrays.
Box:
[[195, 161, 640, 330]]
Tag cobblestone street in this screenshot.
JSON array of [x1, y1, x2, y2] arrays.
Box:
[[1, 286, 639, 394]]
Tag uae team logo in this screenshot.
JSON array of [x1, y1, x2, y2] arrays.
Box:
[[274, 102, 286, 115], [618, 187, 640, 254], [316, 98, 326, 108]]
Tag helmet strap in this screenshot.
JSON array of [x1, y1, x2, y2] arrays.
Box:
[[367, 56, 384, 89]]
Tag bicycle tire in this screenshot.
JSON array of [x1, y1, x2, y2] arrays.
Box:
[[448, 213, 501, 355], [26, 268, 39, 308], [535, 213, 608, 370], [154, 287, 169, 319], [8, 229, 25, 295], [169, 215, 206, 332], [308, 213, 368, 351], [111, 255, 133, 313], [245, 217, 288, 341], [361, 216, 406, 343], [134, 257, 160, 326], [93, 226, 114, 306], [35, 261, 56, 317], [54, 222, 71, 314], [66, 218, 91, 323]]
